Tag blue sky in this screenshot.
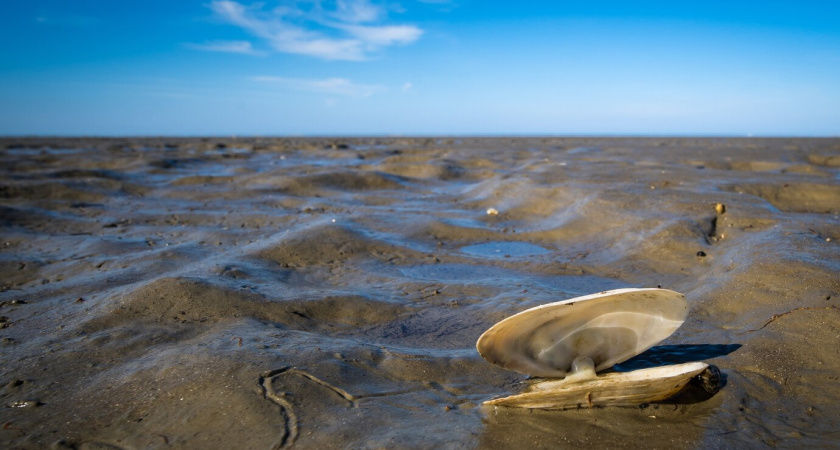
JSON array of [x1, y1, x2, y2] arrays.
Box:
[[2, 1, 839, 136]]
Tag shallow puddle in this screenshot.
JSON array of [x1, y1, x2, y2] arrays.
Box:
[[459, 241, 551, 258]]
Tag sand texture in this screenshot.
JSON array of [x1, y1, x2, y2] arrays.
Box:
[[1, 137, 839, 448]]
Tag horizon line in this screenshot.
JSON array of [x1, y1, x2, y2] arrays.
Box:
[[2, 133, 840, 140]]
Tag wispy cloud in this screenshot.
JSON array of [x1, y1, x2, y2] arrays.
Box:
[[331, 0, 383, 23], [254, 76, 385, 97], [414, 0, 458, 12], [185, 40, 265, 55], [35, 14, 99, 27], [336, 23, 423, 46], [208, 1, 423, 61]]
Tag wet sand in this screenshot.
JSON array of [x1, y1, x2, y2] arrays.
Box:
[[1, 137, 839, 448]]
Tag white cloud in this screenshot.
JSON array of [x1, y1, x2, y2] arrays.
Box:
[[186, 40, 265, 55], [414, 0, 458, 12], [332, 0, 383, 23], [402, 82, 413, 92], [337, 24, 423, 46], [254, 76, 385, 98], [208, 1, 423, 61]]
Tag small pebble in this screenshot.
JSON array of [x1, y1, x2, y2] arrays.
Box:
[[8, 400, 41, 408], [486, 208, 499, 216], [696, 251, 707, 257]]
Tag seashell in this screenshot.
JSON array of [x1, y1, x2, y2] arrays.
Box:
[[477, 288, 689, 378], [484, 362, 713, 409], [477, 288, 722, 409]]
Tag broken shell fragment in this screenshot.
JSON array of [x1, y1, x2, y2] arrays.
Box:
[[477, 288, 689, 378], [485, 362, 712, 409]]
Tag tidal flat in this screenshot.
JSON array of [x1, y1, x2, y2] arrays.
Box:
[[1, 137, 839, 448]]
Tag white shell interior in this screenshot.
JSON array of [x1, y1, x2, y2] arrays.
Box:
[[476, 288, 688, 377]]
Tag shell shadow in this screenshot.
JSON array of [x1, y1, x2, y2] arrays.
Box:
[[612, 344, 741, 372], [612, 344, 741, 405]]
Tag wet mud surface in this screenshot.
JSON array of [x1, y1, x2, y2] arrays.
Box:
[[1, 137, 839, 448]]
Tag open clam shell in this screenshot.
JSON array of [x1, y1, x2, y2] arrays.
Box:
[[476, 288, 688, 377], [485, 362, 713, 409]]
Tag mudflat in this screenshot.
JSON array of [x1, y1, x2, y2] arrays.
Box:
[[1, 137, 838, 448]]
